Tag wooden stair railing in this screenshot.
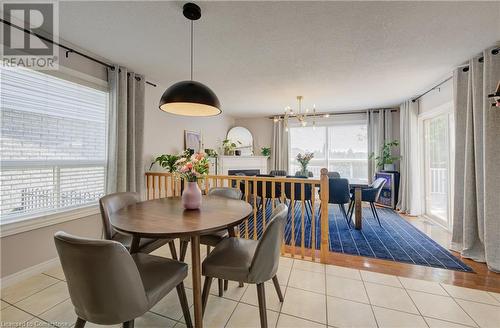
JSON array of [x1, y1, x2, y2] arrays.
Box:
[[145, 168, 330, 263]]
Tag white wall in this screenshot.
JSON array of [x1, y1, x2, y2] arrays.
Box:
[[418, 77, 453, 115]]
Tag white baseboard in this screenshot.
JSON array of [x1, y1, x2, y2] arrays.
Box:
[[1, 257, 60, 288]]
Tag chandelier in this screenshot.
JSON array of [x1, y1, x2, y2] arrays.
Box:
[[281, 96, 316, 130]]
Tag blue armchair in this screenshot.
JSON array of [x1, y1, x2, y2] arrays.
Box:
[[326, 178, 352, 228], [348, 178, 386, 226]]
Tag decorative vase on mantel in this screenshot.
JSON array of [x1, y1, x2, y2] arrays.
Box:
[[182, 180, 202, 210]]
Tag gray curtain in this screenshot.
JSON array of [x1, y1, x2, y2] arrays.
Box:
[[397, 100, 421, 215], [271, 118, 289, 172], [451, 45, 500, 272], [367, 109, 393, 181], [106, 66, 145, 195]]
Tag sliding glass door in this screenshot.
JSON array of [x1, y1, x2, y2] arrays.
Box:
[[423, 113, 451, 226], [288, 116, 368, 183]]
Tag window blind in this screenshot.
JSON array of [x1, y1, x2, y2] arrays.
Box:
[[0, 67, 108, 223]]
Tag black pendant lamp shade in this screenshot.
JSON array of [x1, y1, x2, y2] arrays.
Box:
[[159, 3, 221, 117], [159, 80, 221, 116]]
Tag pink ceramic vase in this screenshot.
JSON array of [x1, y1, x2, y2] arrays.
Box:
[[182, 181, 202, 210]]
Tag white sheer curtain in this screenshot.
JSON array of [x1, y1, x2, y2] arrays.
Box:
[[271, 118, 289, 173], [106, 65, 146, 194], [397, 100, 422, 215], [451, 45, 500, 272], [367, 109, 393, 181]]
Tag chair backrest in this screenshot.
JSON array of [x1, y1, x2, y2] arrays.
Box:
[[248, 204, 288, 283], [284, 176, 312, 200], [328, 178, 350, 204], [327, 171, 341, 178], [371, 178, 386, 201], [269, 170, 287, 177], [256, 175, 281, 198], [54, 231, 148, 325], [208, 187, 242, 200], [99, 192, 139, 239]]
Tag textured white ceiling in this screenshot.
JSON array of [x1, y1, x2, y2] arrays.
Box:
[[58, 1, 500, 117]]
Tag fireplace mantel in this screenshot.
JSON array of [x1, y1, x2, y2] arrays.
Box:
[[218, 156, 268, 175]]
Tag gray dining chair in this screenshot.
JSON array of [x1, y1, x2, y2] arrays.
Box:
[[200, 187, 243, 295], [54, 231, 192, 328], [99, 192, 178, 257], [201, 204, 288, 328], [348, 178, 386, 226], [327, 171, 341, 178]]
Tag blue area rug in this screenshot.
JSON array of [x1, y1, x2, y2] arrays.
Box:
[[239, 201, 473, 272]]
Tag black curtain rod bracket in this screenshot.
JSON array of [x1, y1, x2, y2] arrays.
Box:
[[0, 19, 157, 87]]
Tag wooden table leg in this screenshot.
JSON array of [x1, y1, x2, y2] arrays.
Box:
[[130, 236, 140, 253], [354, 187, 362, 230], [191, 235, 203, 328]]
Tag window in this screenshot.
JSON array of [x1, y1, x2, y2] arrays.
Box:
[[288, 115, 368, 182], [0, 67, 108, 224]]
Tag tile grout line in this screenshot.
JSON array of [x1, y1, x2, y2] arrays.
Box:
[[324, 268, 329, 327], [1, 279, 61, 305], [359, 270, 380, 328], [441, 287, 482, 328], [398, 276, 431, 328]]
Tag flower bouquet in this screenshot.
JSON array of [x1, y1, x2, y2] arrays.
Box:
[[175, 152, 210, 209]]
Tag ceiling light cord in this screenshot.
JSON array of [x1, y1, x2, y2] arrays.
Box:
[[190, 20, 194, 81]]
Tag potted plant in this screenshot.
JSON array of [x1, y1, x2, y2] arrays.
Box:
[[261, 146, 271, 158], [369, 140, 401, 171], [149, 154, 180, 172], [175, 152, 210, 209], [296, 152, 314, 176]]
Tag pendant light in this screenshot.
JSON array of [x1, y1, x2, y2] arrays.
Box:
[[159, 2, 221, 116]]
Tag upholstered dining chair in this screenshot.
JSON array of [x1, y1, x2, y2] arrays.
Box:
[[323, 178, 352, 228], [348, 178, 386, 226], [54, 231, 192, 328], [99, 192, 178, 257], [200, 187, 243, 295], [269, 170, 287, 177], [201, 204, 288, 328], [327, 171, 341, 178], [255, 174, 282, 212], [284, 176, 314, 219]]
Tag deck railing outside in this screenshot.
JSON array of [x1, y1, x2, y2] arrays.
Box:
[[145, 168, 330, 263]]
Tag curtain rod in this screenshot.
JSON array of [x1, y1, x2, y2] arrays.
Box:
[[412, 47, 500, 102], [0, 19, 157, 87], [268, 108, 398, 120]]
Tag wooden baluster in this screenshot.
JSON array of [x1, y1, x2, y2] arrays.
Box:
[[205, 177, 209, 195], [170, 174, 175, 197], [153, 176, 158, 199], [291, 182, 295, 258], [146, 175, 151, 200], [280, 180, 285, 255], [271, 180, 276, 210], [262, 180, 267, 230], [301, 182, 305, 259], [244, 180, 249, 239], [176, 177, 181, 197], [161, 176, 165, 198], [253, 178, 257, 240], [320, 168, 329, 263], [311, 184, 316, 261]]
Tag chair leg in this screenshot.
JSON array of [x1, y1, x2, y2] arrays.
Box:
[[348, 200, 355, 220], [123, 320, 134, 328], [239, 281, 244, 287], [176, 282, 193, 328], [201, 276, 213, 316], [256, 283, 268, 328], [224, 279, 229, 291], [339, 204, 351, 229], [272, 276, 284, 302], [218, 278, 224, 297], [371, 203, 382, 226], [168, 240, 178, 260], [179, 239, 189, 262], [207, 245, 211, 255], [75, 318, 86, 328], [347, 200, 354, 218]]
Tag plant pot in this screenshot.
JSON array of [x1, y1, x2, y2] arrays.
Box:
[[182, 181, 202, 210], [383, 164, 395, 171]]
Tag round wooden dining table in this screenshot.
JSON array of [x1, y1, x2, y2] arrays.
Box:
[[109, 195, 253, 328]]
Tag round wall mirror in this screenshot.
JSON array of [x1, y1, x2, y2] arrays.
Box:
[[226, 127, 253, 155]]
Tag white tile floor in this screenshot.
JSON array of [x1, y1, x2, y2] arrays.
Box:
[[1, 244, 499, 328]]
